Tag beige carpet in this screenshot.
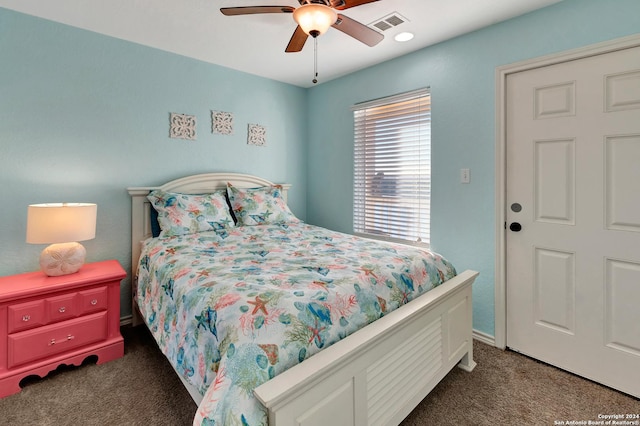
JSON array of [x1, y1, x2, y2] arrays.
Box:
[[0, 326, 637, 425]]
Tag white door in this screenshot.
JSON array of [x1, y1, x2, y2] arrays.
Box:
[[506, 45, 640, 398]]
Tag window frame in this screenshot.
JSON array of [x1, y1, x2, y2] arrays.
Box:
[[352, 88, 431, 247]]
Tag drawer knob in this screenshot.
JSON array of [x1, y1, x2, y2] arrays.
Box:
[[22, 314, 31, 322], [91, 299, 98, 306], [59, 307, 66, 313]]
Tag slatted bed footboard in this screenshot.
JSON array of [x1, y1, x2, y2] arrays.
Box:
[[254, 270, 477, 426]]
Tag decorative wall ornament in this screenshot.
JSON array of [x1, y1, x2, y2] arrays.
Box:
[[211, 111, 234, 135], [247, 123, 266, 146], [170, 113, 197, 140]]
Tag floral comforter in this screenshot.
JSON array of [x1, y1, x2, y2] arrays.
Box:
[[136, 222, 456, 425]]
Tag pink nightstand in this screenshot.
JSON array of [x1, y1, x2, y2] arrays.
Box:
[[0, 260, 126, 398]]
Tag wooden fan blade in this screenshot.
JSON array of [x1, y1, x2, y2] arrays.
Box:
[[285, 26, 309, 52], [333, 0, 379, 10], [332, 14, 383, 46], [220, 6, 295, 16]]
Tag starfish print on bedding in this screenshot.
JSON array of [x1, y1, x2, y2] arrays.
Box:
[[247, 295, 268, 315], [399, 289, 410, 304], [308, 318, 327, 347], [196, 269, 210, 279], [361, 266, 379, 281]]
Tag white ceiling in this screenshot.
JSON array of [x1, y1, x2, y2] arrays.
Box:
[[0, 0, 562, 88]]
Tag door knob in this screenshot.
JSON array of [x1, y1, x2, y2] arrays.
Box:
[[509, 222, 522, 232]]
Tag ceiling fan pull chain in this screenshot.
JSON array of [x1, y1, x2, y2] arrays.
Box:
[[313, 36, 318, 84]]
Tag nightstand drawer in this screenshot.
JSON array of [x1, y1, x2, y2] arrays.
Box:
[[46, 293, 78, 323], [78, 286, 107, 315], [7, 312, 108, 368], [8, 300, 46, 333]]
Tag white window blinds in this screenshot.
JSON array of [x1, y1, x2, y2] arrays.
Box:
[[353, 88, 431, 246]]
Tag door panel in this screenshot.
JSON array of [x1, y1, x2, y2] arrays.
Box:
[[533, 248, 575, 335], [605, 135, 640, 231], [604, 258, 640, 356], [534, 138, 575, 224], [506, 45, 640, 398]]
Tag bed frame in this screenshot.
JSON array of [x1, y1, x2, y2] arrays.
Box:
[[128, 172, 478, 426]]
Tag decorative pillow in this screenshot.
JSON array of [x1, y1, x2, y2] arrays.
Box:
[[150, 205, 161, 238], [147, 189, 235, 237], [226, 183, 299, 226]]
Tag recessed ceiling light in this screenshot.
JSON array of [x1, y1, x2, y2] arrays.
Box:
[[394, 32, 414, 42]]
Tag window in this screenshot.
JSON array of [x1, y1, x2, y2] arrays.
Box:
[[353, 88, 431, 246]]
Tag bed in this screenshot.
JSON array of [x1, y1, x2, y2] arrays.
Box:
[[128, 172, 478, 426]]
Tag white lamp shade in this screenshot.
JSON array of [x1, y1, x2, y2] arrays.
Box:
[[293, 4, 338, 36], [26, 203, 97, 244]]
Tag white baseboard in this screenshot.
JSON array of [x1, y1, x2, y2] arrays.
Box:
[[473, 329, 496, 346], [120, 315, 133, 327]]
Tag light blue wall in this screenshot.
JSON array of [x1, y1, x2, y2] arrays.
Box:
[[0, 8, 308, 317], [306, 0, 640, 336]]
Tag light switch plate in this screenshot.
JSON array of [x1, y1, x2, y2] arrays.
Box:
[[461, 168, 470, 184]]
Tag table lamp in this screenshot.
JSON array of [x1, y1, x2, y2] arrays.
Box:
[[26, 203, 97, 276]]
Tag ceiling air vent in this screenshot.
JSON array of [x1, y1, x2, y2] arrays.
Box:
[[371, 12, 408, 32]]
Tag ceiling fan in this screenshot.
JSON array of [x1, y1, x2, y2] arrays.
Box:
[[220, 0, 384, 53]]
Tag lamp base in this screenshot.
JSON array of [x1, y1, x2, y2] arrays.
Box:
[[39, 242, 87, 277]]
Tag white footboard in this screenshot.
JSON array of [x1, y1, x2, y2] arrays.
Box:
[[254, 270, 478, 426]]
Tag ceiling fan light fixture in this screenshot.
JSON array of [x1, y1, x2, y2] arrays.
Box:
[[293, 4, 338, 37]]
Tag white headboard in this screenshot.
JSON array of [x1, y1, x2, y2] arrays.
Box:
[[127, 172, 291, 325]]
